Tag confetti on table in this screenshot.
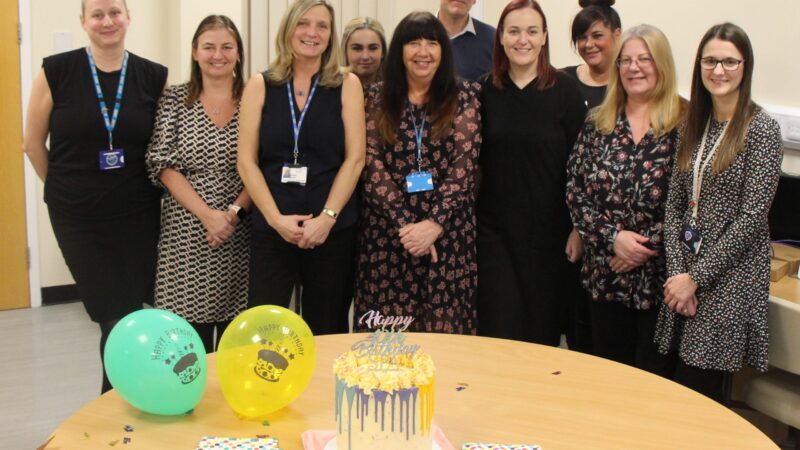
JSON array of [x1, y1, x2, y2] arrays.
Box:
[[256, 434, 270, 439], [456, 386, 467, 392], [262, 420, 270, 427], [123, 437, 131, 444], [462, 444, 541, 450], [83, 432, 91, 439], [457, 382, 469, 387], [124, 425, 134, 432], [551, 371, 561, 375], [196, 436, 280, 449], [108, 439, 119, 447]]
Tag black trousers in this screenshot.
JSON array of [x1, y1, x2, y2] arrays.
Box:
[[674, 359, 726, 403], [248, 227, 355, 335], [590, 300, 675, 378], [563, 261, 593, 354]]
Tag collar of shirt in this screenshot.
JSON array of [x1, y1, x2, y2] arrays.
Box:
[[437, 11, 477, 39]]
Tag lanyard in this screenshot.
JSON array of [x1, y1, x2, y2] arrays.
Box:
[[286, 77, 319, 165], [690, 118, 729, 221], [411, 110, 426, 173], [86, 47, 129, 150]]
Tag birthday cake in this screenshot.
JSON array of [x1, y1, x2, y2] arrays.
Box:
[[333, 314, 435, 450]]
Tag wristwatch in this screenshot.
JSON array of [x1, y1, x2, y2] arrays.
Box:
[[321, 207, 338, 220], [229, 204, 247, 221]]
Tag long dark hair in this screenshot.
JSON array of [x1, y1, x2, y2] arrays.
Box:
[[186, 15, 245, 106], [491, 0, 556, 91], [677, 23, 757, 173], [378, 11, 458, 144], [570, 0, 621, 47]]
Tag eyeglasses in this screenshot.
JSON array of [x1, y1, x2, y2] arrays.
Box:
[[700, 57, 744, 71], [617, 55, 654, 69]]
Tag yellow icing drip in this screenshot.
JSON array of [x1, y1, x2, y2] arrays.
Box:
[[418, 376, 434, 435]]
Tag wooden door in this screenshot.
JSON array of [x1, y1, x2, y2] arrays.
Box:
[[0, 0, 31, 310]]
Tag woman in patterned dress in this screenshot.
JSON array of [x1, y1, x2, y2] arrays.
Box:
[[655, 23, 783, 401], [566, 24, 684, 374], [146, 15, 250, 353], [354, 11, 481, 334]]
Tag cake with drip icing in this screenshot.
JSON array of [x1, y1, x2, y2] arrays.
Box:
[[333, 333, 435, 450]]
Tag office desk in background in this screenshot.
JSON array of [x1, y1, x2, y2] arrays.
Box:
[[44, 333, 776, 449]]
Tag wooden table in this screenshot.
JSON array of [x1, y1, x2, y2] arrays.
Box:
[[44, 333, 776, 449]]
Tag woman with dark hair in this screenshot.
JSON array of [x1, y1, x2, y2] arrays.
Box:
[[22, 0, 167, 393], [237, 0, 365, 335], [354, 11, 481, 334], [566, 24, 684, 374], [477, 0, 585, 345], [342, 17, 387, 89], [146, 15, 249, 353], [563, 0, 621, 109], [655, 23, 783, 401]]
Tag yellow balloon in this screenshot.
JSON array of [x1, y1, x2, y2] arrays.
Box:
[[217, 305, 316, 419]]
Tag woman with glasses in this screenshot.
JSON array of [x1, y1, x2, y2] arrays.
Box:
[[566, 24, 684, 373], [477, 0, 586, 345], [654, 23, 783, 401]]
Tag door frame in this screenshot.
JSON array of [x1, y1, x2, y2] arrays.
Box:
[[19, 0, 42, 308]]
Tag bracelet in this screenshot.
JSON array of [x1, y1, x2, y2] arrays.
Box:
[[321, 207, 338, 220]]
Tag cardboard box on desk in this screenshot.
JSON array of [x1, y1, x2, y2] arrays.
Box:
[[772, 243, 800, 275], [771, 259, 790, 282]]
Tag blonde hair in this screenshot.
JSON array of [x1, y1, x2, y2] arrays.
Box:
[[81, 0, 128, 16], [267, 0, 343, 87], [590, 24, 684, 137], [341, 17, 387, 65]]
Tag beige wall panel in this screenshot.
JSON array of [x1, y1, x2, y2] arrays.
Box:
[[250, 1, 270, 73], [357, 0, 377, 19]]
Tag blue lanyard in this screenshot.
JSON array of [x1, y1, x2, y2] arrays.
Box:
[[286, 77, 319, 165], [412, 111, 426, 172], [86, 47, 129, 150]]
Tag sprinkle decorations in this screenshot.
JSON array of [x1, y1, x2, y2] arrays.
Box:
[[124, 425, 134, 432], [123, 437, 131, 444], [551, 371, 561, 375], [262, 420, 270, 427], [195, 436, 280, 449], [456, 382, 469, 391]]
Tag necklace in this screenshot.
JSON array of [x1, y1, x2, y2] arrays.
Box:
[[296, 90, 305, 97]]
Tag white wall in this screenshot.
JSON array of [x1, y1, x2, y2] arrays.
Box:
[[22, 0, 800, 294]]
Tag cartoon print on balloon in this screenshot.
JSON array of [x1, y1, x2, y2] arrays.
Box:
[[151, 327, 202, 384], [252, 323, 307, 383]]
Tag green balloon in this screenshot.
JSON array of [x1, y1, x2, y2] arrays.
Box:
[[104, 309, 207, 415]]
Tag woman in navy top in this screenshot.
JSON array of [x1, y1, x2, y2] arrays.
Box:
[[237, 0, 365, 334]]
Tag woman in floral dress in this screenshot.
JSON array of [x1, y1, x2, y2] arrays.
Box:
[[354, 11, 481, 334], [566, 24, 684, 373]]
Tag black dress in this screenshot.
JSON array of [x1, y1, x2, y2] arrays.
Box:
[[561, 65, 607, 110], [43, 49, 167, 323], [477, 72, 586, 345]]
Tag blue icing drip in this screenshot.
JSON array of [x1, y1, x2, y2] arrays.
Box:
[[344, 383, 358, 450], [373, 390, 389, 431], [335, 377, 347, 434], [359, 389, 370, 432]]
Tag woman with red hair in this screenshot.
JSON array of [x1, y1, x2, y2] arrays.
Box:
[[477, 0, 586, 344]]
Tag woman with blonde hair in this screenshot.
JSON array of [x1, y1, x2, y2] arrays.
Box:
[[566, 24, 684, 374], [655, 23, 783, 401], [237, 0, 365, 334], [341, 16, 387, 88]]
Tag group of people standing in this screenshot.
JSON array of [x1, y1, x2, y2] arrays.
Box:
[[23, 0, 783, 405]]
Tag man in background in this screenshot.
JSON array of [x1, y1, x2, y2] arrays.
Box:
[[438, 0, 496, 82]]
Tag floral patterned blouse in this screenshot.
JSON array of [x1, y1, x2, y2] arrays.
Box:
[[566, 113, 678, 309]]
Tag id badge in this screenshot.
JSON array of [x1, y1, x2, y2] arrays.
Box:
[[98, 148, 125, 170], [281, 163, 308, 185], [406, 171, 433, 193], [680, 223, 703, 254]]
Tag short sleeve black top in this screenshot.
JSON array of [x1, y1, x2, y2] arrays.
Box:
[[253, 72, 357, 233], [561, 65, 607, 110], [42, 48, 167, 218]]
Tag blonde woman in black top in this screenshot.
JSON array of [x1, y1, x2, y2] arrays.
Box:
[[655, 23, 783, 402], [237, 0, 365, 334]]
